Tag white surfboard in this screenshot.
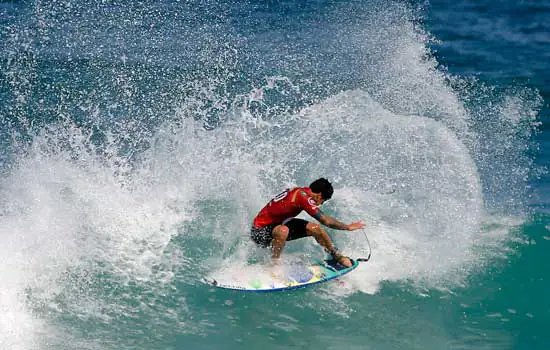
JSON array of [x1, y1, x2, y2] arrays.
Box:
[[208, 258, 360, 293]]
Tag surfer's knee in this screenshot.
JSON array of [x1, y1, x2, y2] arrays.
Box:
[[306, 222, 323, 236], [272, 225, 289, 240]]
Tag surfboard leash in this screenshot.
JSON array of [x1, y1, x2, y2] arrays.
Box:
[[356, 228, 372, 262]]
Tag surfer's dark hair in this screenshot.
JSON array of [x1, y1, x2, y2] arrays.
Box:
[[310, 178, 333, 200]]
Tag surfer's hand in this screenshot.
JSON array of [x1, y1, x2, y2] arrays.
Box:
[[347, 221, 365, 231]]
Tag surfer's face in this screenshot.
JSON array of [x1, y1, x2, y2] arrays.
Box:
[[311, 192, 325, 205]]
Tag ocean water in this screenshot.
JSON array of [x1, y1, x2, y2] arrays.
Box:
[[0, 0, 548, 349]]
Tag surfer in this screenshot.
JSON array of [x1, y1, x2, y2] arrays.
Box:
[[251, 178, 365, 268]]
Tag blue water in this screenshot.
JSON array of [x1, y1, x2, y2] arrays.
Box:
[[1, 0, 549, 349]]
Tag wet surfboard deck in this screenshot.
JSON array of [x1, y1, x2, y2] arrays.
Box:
[[209, 259, 359, 292]]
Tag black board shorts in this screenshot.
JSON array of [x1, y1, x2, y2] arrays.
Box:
[[250, 218, 309, 248]]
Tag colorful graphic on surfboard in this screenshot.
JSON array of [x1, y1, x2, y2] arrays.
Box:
[[209, 258, 360, 292]]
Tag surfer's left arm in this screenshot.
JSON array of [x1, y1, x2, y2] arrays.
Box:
[[316, 212, 365, 231], [299, 193, 365, 231]]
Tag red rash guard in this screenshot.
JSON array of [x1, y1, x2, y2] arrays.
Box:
[[253, 187, 321, 228]]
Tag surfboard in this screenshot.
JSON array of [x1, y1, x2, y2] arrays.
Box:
[[209, 258, 359, 292]]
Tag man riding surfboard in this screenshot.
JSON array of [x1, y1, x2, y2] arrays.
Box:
[[250, 178, 365, 267]]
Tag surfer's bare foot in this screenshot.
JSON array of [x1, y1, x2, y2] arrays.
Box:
[[336, 255, 352, 267], [269, 259, 284, 279]]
